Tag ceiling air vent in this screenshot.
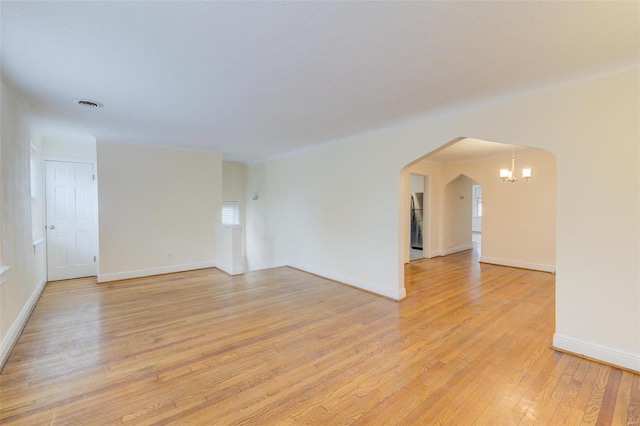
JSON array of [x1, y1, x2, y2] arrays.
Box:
[[74, 98, 103, 108]]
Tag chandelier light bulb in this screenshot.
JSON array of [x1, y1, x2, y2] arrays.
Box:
[[499, 148, 533, 183]]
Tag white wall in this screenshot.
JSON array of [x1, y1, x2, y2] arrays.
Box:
[[42, 137, 97, 161], [409, 174, 424, 193], [222, 161, 246, 226], [96, 142, 221, 282], [30, 138, 45, 243], [246, 69, 640, 371], [458, 153, 556, 271], [246, 141, 405, 299], [0, 79, 47, 367]]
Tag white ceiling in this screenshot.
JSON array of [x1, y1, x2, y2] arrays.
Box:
[[1, 1, 638, 163]]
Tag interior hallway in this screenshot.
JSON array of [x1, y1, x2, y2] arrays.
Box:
[[1, 252, 637, 424]]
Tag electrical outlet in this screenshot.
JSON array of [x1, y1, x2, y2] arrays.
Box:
[[167, 252, 173, 260]]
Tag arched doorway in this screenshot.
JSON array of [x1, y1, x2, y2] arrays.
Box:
[[443, 173, 480, 257], [400, 137, 557, 290]]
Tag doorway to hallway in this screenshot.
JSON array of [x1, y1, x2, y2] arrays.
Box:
[[472, 183, 482, 255], [409, 173, 428, 262]]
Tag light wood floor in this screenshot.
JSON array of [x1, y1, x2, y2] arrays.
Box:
[[1, 251, 638, 425]]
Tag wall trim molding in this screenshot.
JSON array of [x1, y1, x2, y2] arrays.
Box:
[[97, 261, 216, 283], [479, 256, 555, 273], [288, 263, 406, 301], [553, 334, 640, 373], [43, 156, 97, 166], [444, 244, 473, 256], [215, 264, 244, 277], [1, 275, 47, 370], [216, 262, 244, 276]]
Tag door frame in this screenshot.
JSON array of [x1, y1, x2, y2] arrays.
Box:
[[408, 173, 430, 260], [44, 156, 99, 280]]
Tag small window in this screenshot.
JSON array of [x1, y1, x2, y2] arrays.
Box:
[[477, 198, 482, 217], [222, 201, 240, 225]]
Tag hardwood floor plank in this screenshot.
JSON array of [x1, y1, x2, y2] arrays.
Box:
[[563, 362, 605, 425], [596, 367, 622, 425], [549, 354, 592, 424], [1, 250, 638, 424], [610, 371, 633, 425], [626, 374, 640, 425], [580, 365, 611, 425]]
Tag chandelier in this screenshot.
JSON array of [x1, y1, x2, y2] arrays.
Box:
[[499, 148, 532, 183]]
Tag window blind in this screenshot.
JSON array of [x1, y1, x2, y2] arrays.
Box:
[[222, 201, 239, 225]]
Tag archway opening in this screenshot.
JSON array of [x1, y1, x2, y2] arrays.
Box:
[[443, 173, 480, 258], [400, 137, 557, 293]]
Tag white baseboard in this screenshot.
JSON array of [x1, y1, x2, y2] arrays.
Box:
[[1, 275, 47, 369], [97, 261, 216, 283], [288, 263, 406, 301], [216, 261, 243, 276], [479, 256, 555, 273], [553, 334, 640, 372], [444, 244, 473, 255]]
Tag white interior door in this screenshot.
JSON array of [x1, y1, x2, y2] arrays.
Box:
[[45, 160, 97, 281]]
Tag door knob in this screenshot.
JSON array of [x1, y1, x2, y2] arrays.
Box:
[[48, 225, 55, 229]]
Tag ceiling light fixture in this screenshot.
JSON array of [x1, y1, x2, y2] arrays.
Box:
[[74, 98, 103, 108], [499, 147, 532, 183]]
